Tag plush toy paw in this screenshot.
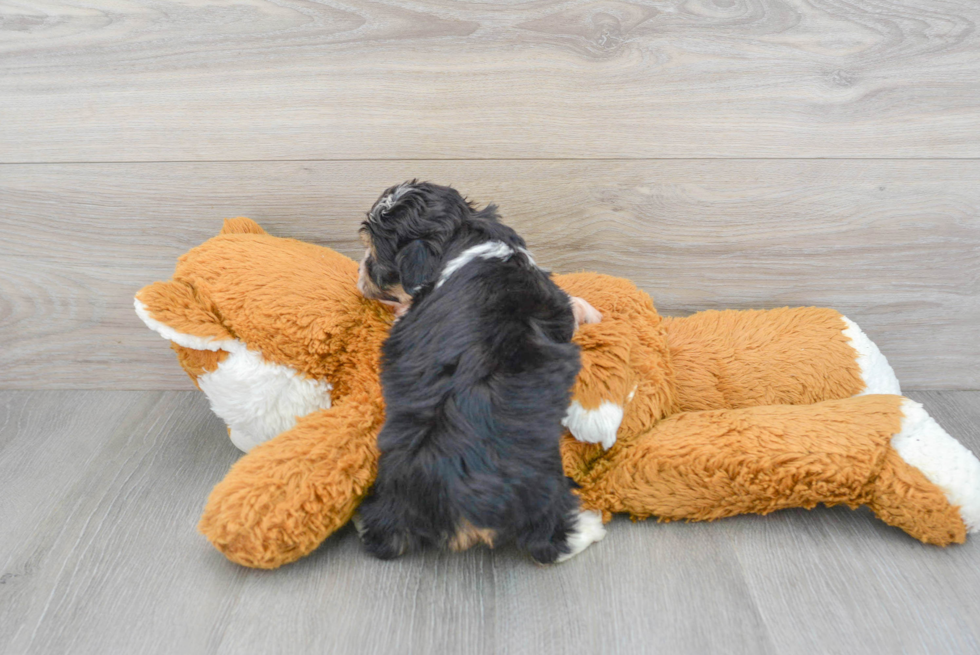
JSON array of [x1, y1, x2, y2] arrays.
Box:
[[562, 401, 622, 450]]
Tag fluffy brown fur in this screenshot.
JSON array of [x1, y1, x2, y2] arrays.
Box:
[[136, 218, 971, 568]]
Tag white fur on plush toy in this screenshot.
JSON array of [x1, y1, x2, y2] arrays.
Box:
[[562, 401, 622, 450], [135, 298, 332, 452], [198, 347, 332, 452], [893, 399, 980, 533], [135, 298, 238, 353], [841, 317, 901, 395]]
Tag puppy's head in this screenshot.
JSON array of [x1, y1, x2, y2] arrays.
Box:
[[358, 181, 478, 303]]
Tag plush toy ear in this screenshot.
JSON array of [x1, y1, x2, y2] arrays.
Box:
[[135, 280, 236, 349], [396, 239, 439, 295]]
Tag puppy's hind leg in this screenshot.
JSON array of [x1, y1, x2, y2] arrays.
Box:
[[555, 509, 606, 563], [355, 493, 417, 560], [522, 490, 606, 564]]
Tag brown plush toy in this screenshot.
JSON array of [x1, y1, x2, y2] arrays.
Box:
[[135, 218, 980, 569]]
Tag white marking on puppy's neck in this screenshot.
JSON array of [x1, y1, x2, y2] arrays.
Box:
[[436, 240, 514, 288]]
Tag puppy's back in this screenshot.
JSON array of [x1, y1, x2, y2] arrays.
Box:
[[375, 254, 579, 543]]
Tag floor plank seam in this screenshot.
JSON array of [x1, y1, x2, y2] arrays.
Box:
[[4, 157, 980, 165]]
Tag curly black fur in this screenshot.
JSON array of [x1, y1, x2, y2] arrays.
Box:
[[356, 181, 585, 563]]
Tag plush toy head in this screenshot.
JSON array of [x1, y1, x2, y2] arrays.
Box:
[[136, 218, 392, 451], [137, 218, 980, 568], [135, 218, 670, 469]]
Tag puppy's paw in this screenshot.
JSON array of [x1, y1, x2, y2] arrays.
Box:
[[570, 296, 602, 328], [556, 510, 607, 563], [358, 524, 410, 561], [355, 506, 412, 560]]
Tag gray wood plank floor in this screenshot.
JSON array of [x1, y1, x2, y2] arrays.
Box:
[[1, 389, 978, 655]]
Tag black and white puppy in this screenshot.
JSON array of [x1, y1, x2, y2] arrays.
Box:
[[356, 181, 605, 564]]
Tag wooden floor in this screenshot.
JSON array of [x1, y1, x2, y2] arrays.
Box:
[[0, 390, 977, 654], [3, 0, 980, 652]]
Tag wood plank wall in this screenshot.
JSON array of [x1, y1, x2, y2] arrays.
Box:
[[1, 0, 978, 389]]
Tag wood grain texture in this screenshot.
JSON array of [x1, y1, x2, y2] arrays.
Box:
[[726, 389, 980, 655], [2, 0, 980, 161], [0, 391, 241, 655], [1, 390, 978, 655], [1, 160, 977, 389]]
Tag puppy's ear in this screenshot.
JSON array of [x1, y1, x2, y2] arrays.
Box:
[[396, 240, 439, 295], [474, 203, 500, 222]]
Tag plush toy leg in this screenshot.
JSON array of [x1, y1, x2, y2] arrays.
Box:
[[198, 392, 382, 569], [575, 395, 980, 546], [662, 307, 899, 412], [875, 398, 980, 541]]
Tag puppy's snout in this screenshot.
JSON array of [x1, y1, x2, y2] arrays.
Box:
[[357, 251, 368, 294], [358, 249, 409, 316], [358, 250, 377, 298]]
